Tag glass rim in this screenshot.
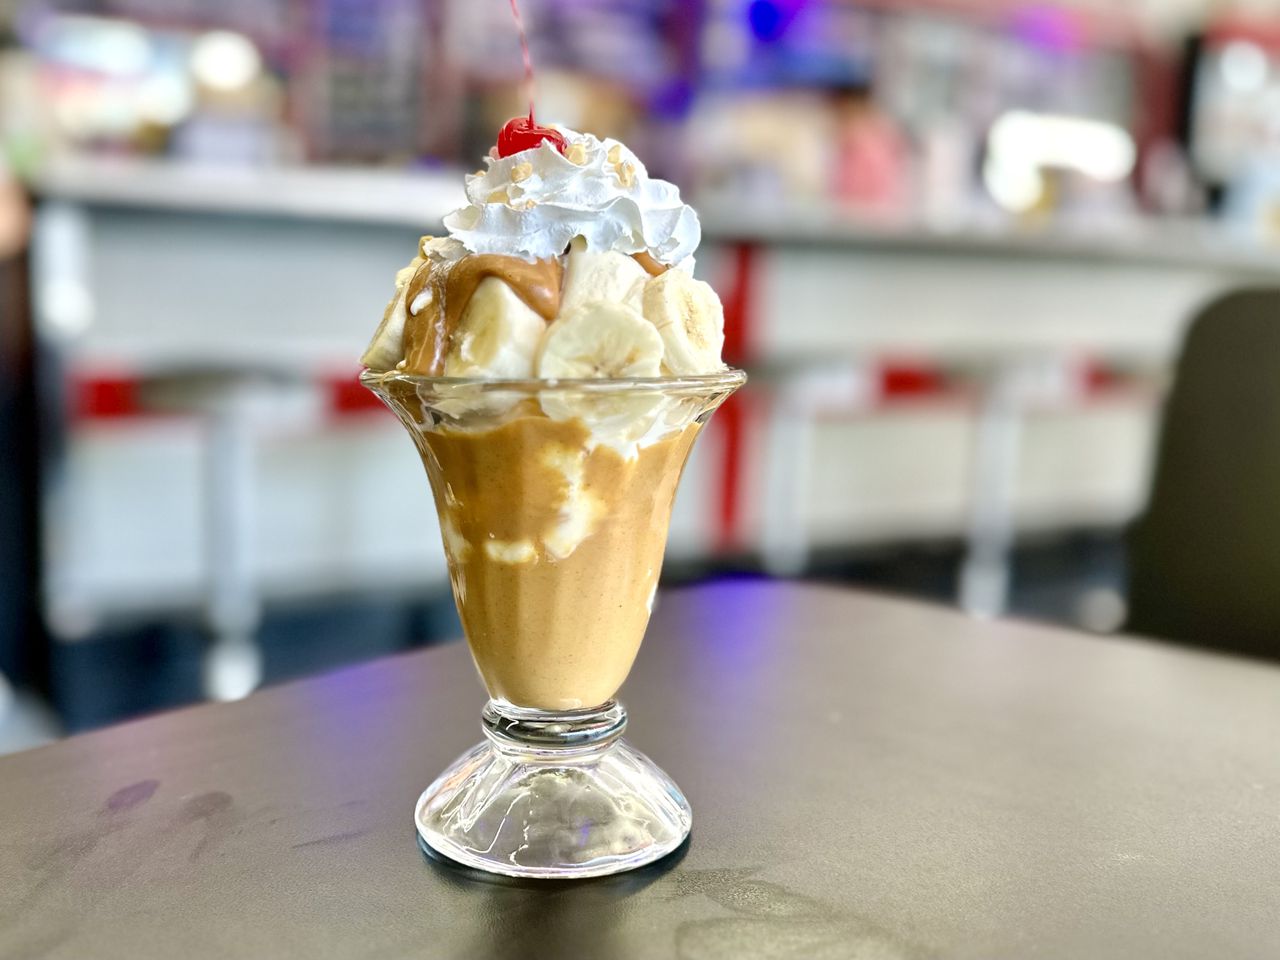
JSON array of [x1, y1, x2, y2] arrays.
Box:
[[359, 367, 747, 395]]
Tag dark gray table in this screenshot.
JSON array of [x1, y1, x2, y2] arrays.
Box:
[[3, 582, 1279, 959]]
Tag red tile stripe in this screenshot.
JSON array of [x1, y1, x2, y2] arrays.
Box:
[[74, 376, 141, 420], [715, 243, 759, 552], [329, 375, 387, 413], [879, 362, 946, 398], [68, 357, 1116, 422]]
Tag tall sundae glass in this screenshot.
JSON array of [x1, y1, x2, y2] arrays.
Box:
[[361, 118, 743, 878]]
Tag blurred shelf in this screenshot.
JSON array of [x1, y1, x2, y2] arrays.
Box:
[[31, 155, 1280, 275], [695, 198, 1280, 276], [32, 155, 466, 229]]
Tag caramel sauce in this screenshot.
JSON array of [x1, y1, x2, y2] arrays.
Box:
[[402, 255, 563, 375], [631, 251, 670, 278]]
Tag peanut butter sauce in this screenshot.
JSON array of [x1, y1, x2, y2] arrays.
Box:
[[402, 255, 563, 375], [417, 415, 701, 710], [631, 251, 670, 277]]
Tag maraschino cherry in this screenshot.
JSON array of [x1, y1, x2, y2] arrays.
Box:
[[496, 113, 567, 158]]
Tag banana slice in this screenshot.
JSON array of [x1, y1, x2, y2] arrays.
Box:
[[559, 237, 647, 318], [422, 235, 467, 262], [641, 269, 725, 375], [444, 276, 546, 379], [537, 300, 665, 426], [361, 256, 425, 370], [537, 300, 663, 380]]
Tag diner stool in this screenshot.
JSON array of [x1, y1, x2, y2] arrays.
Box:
[[958, 354, 1083, 617], [139, 367, 317, 700], [759, 358, 876, 576]]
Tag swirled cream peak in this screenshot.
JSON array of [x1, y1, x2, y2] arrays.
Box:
[[443, 127, 700, 264]]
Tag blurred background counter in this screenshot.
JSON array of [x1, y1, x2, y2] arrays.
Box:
[[30, 159, 1277, 629], [4, 0, 1280, 740]]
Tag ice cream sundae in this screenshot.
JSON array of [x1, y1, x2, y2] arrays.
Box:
[[361, 113, 743, 878]]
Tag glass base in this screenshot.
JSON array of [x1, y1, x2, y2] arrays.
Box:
[[415, 700, 692, 879]]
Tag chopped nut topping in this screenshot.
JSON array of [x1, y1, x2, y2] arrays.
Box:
[[606, 144, 622, 164], [564, 141, 588, 165], [615, 161, 636, 188], [510, 161, 533, 183], [486, 188, 510, 204]]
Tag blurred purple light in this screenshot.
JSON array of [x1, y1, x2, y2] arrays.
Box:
[[649, 79, 694, 119], [748, 0, 802, 44], [1010, 4, 1082, 54]]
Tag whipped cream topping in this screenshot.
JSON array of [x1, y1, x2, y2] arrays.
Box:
[[443, 127, 700, 264]]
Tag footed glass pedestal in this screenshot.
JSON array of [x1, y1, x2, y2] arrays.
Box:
[[415, 699, 690, 879]]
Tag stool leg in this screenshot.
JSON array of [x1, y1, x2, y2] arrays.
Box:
[[959, 364, 1024, 617], [760, 385, 813, 577], [202, 389, 262, 701]]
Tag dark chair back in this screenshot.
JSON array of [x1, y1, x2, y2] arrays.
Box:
[[1127, 288, 1280, 660]]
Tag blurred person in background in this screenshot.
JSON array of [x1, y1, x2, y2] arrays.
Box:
[[0, 158, 28, 251]]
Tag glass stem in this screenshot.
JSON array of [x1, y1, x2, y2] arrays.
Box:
[[481, 699, 627, 761]]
